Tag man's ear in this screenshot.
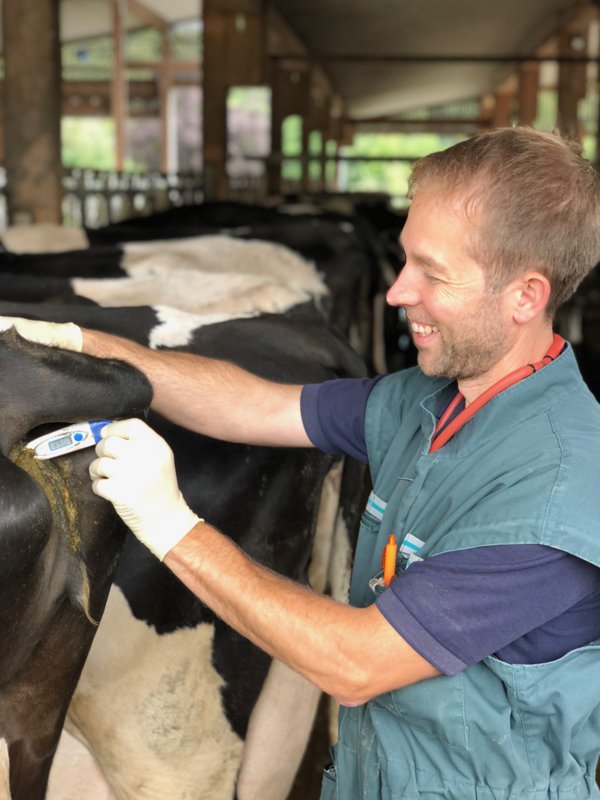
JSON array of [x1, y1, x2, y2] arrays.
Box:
[[510, 271, 551, 324]]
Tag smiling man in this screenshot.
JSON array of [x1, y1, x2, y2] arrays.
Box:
[[3, 127, 600, 800], [391, 190, 516, 386]]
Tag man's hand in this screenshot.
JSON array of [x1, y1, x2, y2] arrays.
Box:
[[0, 316, 83, 351], [89, 418, 201, 560]]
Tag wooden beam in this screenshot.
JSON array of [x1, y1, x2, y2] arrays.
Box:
[[128, 0, 169, 31], [491, 88, 515, 128], [207, 0, 263, 13], [112, 0, 128, 170], [342, 116, 484, 127], [159, 30, 172, 172], [64, 79, 157, 98], [517, 61, 540, 126], [203, 0, 267, 199], [126, 59, 200, 73], [3, 0, 62, 222], [557, 24, 588, 139], [203, 0, 228, 199]]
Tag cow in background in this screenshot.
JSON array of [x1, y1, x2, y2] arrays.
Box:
[[0, 197, 399, 372], [0, 236, 367, 799], [0, 329, 151, 800]]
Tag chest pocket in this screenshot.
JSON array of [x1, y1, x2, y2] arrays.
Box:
[[350, 492, 387, 607]]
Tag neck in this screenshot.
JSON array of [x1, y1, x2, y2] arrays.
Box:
[[458, 326, 555, 406]]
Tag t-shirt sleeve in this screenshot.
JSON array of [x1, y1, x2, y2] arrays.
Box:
[[375, 544, 600, 676], [300, 376, 383, 463]]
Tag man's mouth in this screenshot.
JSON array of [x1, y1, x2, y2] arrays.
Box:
[[410, 321, 439, 337]]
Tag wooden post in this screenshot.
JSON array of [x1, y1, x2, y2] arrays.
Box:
[[2, 0, 62, 224], [518, 61, 540, 127], [0, 103, 5, 167], [300, 115, 310, 193], [203, 0, 266, 201], [128, 0, 172, 173], [159, 30, 173, 173], [268, 71, 283, 195], [268, 62, 310, 195], [557, 27, 588, 141], [112, 0, 128, 171], [491, 90, 514, 128], [202, 6, 228, 200], [479, 95, 495, 132], [596, 53, 600, 171], [320, 133, 328, 191]]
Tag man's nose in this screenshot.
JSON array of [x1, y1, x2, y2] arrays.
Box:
[[386, 265, 420, 307]]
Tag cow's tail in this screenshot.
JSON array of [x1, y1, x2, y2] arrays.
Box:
[[70, 561, 98, 626]]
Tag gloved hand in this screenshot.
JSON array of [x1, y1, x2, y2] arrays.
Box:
[[0, 316, 83, 351], [89, 418, 202, 561]]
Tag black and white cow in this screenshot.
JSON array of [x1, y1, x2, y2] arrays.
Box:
[[0, 200, 389, 370], [0, 239, 367, 799], [0, 328, 151, 800]]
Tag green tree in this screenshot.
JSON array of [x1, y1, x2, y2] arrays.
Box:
[[62, 118, 116, 170]]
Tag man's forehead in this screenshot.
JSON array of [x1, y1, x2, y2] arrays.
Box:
[[399, 189, 487, 276]]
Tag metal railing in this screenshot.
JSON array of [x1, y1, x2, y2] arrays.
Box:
[[61, 168, 204, 228]]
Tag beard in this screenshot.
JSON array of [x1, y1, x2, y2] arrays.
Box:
[[416, 296, 509, 381]]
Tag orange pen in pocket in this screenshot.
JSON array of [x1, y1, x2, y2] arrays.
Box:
[[382, 534, 397, 586]]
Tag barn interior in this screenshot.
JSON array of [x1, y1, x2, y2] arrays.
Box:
[[0, 1, 599, 799], [0, 0, 599, 222]]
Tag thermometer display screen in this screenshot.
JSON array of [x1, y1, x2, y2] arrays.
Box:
[[49, 434, 75, 452]]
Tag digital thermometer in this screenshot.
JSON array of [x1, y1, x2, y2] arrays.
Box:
[[26, 420, 111, 460]]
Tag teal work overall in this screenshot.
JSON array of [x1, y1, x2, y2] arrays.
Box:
[[321, 346, 600, 799]]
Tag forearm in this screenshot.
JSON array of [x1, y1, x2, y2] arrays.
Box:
[[82, 328, 309, 446], [165, 522, 440, 705], [90, 418, 439, 702]]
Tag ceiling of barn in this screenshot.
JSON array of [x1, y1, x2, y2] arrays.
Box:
[[0, 0, 593, 118], [271, 0, 590, 118], [59, 0, 199, 41]]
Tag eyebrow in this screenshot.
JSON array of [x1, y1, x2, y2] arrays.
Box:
[[398, 235, 450, 274]]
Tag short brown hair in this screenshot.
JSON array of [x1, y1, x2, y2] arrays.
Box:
[[408, 127, 600, 317]]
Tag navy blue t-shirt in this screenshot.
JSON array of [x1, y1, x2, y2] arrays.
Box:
[[300, 378, 600, 676]]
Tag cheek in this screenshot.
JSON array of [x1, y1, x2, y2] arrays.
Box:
[[426, 287, 465, 317]]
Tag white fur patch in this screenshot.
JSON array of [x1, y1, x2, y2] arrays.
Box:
[[71, 236, 329, 349], [60, 586, 244, 800], [236, 661, 321, 800], [0, 739, 10, 800], [47, 731, 117, 800], [308, 461, 344, 594], [0, 225, 88, 253], [121, 235, 327, 300], [72, 270, 317, 315], [147, 306, 243, 350]]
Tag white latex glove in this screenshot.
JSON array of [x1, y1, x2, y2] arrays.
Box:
[[0, 316, 83, 351], [89, 418, 202, 561]]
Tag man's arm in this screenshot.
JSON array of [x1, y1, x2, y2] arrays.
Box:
[[82, 328, 311, 447], [166, 521, 440, 706], [0, 317, 311, 448], [90, 418, 440, 704]]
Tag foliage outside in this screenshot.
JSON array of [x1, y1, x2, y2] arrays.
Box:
[[62, 84, 599, 202]]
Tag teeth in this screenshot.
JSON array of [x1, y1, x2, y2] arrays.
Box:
[[411, 322, 439, 336]]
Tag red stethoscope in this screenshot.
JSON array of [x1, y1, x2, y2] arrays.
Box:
[[379, 332, 566, 587], [429, 333, 565, 452]]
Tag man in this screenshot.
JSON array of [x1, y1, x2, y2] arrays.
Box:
[[3, 126, 600, 799]]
